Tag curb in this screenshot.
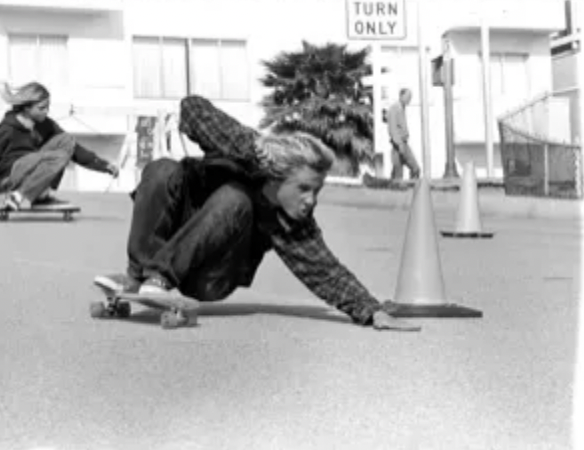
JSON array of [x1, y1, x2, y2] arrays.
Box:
[[62, 180, 583, 221], [323, 178, 583, 221]]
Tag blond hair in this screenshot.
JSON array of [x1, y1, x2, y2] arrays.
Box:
[[255, 132, 335, 180], [1, 82, 50, 110]]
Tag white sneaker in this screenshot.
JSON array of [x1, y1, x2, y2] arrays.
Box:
[[94, 273, 141, 293], [138, 275, 172, 296], [4, 191, 24, 210]]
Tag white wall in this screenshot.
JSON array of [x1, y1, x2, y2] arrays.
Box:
[[449, 30, 554, 141], [0, 6, 130, 138], [406, 29, 559, 178], [0, 0, 568, 187], [122, 0, 564, 180], [123, 0, 378, 128], [553, 51, 581, 144], [0, 0, 123, 11], [421, 0, 564, 49], [0, 8, 128, 101]]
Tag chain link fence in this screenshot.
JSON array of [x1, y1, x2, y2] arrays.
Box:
[[498, 93, 582, 199]]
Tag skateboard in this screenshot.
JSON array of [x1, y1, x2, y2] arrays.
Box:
[[92, 285, 200, 329], [0, 204, 80, 222]]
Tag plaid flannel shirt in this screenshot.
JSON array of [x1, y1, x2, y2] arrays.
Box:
[[179, 95, 384, 325]]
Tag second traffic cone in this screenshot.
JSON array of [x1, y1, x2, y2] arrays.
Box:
[[389, 178, 482, 318], [441, 162, 494, 239]]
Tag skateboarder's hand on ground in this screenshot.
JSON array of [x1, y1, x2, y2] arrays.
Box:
[[372, 310, 421, 332]]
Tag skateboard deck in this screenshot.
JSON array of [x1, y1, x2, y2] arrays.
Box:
[[92, 285, 200, 329], [0, 204, 80, 221]]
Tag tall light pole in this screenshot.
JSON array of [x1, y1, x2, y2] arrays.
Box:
[[442, 35, 459, 179], [416, 0, 431, 178], [574, 28, 584, 450], [480, 16, 495, 178], [372, 44, 391, 178]]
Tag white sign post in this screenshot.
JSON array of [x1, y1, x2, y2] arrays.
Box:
[[346, 0, 407, 178]]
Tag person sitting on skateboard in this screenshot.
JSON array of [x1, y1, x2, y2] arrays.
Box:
[[0, 82, 119, 210], [94, 94, 415, 331]]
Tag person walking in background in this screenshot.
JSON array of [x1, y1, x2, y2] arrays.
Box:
[[387, 88, 420, 180], [0, 82, 119, 210]]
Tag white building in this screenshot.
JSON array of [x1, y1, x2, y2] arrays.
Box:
[[551, 0, 580, 145], [0, 0, 568, 190]]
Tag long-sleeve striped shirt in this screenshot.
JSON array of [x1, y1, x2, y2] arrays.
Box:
[[179, 95, 385, 325]]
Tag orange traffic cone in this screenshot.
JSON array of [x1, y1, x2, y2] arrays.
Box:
[[441, 162, 494, 239], [390, 178, 482, 318]]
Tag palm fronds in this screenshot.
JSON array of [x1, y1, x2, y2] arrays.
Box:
[[259, 41, 374, 174]]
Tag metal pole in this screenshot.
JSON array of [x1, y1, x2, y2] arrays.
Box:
[[416, 0, 431, 178], [156, 110, 166, 160], [372, 44, 390, 178], [442, 37, 458, 179], [575, 34, 584, 450], [481, 17, 495, 178], [543, 143, 550, 196]]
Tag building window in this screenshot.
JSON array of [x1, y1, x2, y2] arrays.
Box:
[[133, 37, 189, 99], [132, 36, 250, 101], [8, 34, 68, 89], [190, 39, 250, 101], [478, 52, 529, 100]]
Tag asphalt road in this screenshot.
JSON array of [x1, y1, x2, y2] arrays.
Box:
[[0, 188, 581, 450]]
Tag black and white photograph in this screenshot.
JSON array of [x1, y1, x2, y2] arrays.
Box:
[[0, 0, 582, 449]]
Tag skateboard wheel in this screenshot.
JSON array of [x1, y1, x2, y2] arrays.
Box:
[[160, 311, 188, 329], [160, 311, 178, 329], [177, 314, 189, 327], [116, 302, 131, 318], [90, 301, 107, 318]]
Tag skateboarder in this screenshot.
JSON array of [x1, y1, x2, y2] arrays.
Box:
[[0, 82, 119, 210], [95, 95, 414, 331]]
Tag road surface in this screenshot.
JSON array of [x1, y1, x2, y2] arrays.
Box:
[[0, 188, 580, 450]]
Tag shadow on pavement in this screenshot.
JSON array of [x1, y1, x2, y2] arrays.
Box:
[[76, 214, 127, 223], [0, 214, 126, 223], [124, 302, 352, 327]]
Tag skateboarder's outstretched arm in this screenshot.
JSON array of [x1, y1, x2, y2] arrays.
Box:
[[47, 118, 118, 176], [270, 215, 412, 330], [179, 95, 262, 173]]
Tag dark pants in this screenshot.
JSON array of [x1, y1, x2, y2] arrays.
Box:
[[391, 141, 420, 180], [127, 158, 254, 302], [8, 134, 75, 201]]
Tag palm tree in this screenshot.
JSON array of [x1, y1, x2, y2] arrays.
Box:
[[259, 41, 374, 175]]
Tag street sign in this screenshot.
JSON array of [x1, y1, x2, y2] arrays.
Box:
[[135, 116, 156, 167], [346, 0, 407, 40]]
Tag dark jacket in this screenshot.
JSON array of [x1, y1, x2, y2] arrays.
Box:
[[168, 95, 385, 325], [0, 111, 111, 181]]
